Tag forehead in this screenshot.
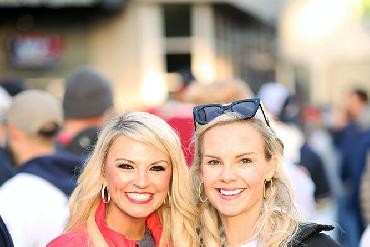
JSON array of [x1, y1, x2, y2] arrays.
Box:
[[107, 134, 170, 162], [202, 121, 265, 154]]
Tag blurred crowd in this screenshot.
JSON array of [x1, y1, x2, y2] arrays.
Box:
[[0, 66, 369, 247]]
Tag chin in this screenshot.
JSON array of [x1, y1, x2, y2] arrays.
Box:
[[126, 203, 163, 219], [126, 209, 155, 219], [217, 207, 244, 217]]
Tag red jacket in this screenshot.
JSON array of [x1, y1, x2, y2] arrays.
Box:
[[47, 201, 165, 247]]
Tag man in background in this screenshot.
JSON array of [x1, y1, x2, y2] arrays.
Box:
[[0, 90, 81, 247], [57, 66, 114, 156], [0, 87, 14, 186], [333, 88, 369, 247]]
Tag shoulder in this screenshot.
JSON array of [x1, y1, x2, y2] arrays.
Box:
[[47, 227, 90, 247], [0, 173, 69, 232], [301, 233, 341, 247], [0, 173, 68, 205], [290, 223, 341, 247]]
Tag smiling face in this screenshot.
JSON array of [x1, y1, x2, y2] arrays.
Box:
[[103, 134, 172, 220], [201, 121, 274, 218]]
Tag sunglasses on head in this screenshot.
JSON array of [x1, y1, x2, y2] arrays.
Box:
[[193, 98, 270, 129]]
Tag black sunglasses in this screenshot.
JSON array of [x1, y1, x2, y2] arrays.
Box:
[[193, 98, 270, 129]]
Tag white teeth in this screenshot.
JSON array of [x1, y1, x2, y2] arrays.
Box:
[[127, 193, 151, 201], [219, 189, 244, 196]]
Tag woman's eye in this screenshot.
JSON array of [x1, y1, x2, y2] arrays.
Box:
[[118, 164, 133, 169], [240, 158, 252, 164], [150, 165, 166, 172], [207, 160, 220, 166]]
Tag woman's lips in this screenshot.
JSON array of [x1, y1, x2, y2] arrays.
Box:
[[217, 188, 245, 200], [125, 192, 154, 204]]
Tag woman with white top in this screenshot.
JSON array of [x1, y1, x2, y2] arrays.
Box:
[[191, 98, 340, 247]]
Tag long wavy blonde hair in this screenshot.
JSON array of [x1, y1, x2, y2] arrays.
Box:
[[191, 113, 301, 247], [66, 112, 199, 247]]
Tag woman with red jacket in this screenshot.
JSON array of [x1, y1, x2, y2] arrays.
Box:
[[48, 112, 198, 247]]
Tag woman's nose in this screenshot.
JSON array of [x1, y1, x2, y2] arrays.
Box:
[[133, 170, 149, 188], [219, 164, 237, 183]]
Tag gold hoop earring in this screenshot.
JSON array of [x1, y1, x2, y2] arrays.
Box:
[[101, 185, 110, 204], [263, 179, 273, 199], [198, 181, 208, 203], [163, 191, 171, 205]]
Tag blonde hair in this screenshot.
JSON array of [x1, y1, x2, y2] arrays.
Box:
[[191, 112, 301, 247], [66, 112, 198, 247]]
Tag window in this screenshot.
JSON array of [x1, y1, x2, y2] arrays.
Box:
[[165, 54, 191, 73], [163, 4, 191, 37]]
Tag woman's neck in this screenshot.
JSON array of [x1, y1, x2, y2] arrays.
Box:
[[105, 204, 146, 240], [220, 202, 262, 247]]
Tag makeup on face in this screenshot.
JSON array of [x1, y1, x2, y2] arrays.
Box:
[[104, 135, 172, 219], [201, 122, 273, 217]]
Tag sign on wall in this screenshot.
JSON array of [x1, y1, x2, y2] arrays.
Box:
[[8, 33, 63, 69]]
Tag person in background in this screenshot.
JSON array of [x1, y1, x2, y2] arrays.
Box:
[[57, 66, 114, 157], [0, 87, 14, 186], [0, 90, 81, 247], [48, 112, 198, 247], [191, 98, 340, 246], [184, 79, 254, 105], [0, 78, 25, 97], [360, 225, 370, 247], [299, 105, 341, 237], [331, 88, 369, 247], [147, 69, 196, 165], [258, 82, 316, 218], [360, 153, 370, 247], [0, 214, 13, 247], [358, 103, 370, 247]]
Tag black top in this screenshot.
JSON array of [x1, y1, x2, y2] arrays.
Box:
[[57, 127, 98, 156], [135, 228, 155, 247], [288, 223, 341, 247], [0, 214, 13, 247]]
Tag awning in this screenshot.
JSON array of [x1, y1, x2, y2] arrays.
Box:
[[0, 0, 124, 8]]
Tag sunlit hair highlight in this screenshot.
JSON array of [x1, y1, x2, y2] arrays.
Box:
[[191, 112, 301, 247], [66, 112, 198, 247]]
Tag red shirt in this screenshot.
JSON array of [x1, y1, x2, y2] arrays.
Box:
[[147, 102, 195, 166], [47, 201, 165, 247]]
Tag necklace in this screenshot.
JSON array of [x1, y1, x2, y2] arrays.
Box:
[[220, 227, 257, 247]]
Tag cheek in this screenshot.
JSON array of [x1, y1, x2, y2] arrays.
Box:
[[239, 168, 266, 189], [201, 166, 219, 188], [107, 173, 132, 192], [154, 170, 172, 191], [104, 165, 132, 189]]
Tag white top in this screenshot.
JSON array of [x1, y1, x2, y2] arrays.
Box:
[[360, 225, 370, 247], [0, 173, 69, 247], [240, 239, 258, 247]]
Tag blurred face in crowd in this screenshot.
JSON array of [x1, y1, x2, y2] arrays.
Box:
[[346, 92, 366, 121], [4, 124, 26, 166], [103, 134, 172, 221], [200, 121, 274, 218]]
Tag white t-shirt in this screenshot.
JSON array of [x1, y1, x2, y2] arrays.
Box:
[[360, 225, 370, 247], [0, 173, 69, 247], [240, 239, 258, 247]]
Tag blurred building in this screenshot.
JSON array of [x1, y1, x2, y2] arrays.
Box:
[[0, 0, 278, 110], [280, 0, 370, 106]]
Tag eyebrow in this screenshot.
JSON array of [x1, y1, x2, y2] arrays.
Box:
[[203, 154, 220, 159], [115, 158, 134, 163], [236, 152, 256, 158], [203, 152, 256, 159], [150, 160, 170, 166], [115, 158, 169, 166]]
